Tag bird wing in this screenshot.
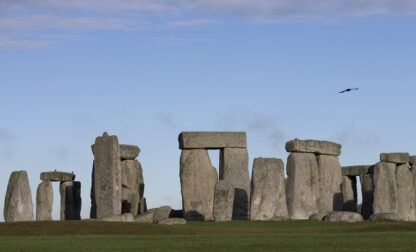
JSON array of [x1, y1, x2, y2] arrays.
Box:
[[339, 89, 347, 93]]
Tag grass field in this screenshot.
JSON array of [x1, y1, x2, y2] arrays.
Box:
[[1, 220, 416, 251]]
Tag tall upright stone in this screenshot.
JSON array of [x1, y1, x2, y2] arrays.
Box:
[[396, 164, 416, 221], [91, 132, 122, 218], [360, 173, 374, 219], [180, 149, 217, 221], [317, 154, 343, 213], [250, 158, 288, 220], [36, 181, 53, 221], [121, 159, 143, 215], [342, 176, 357, 212], [286, 153, 319, 219], [60, 181, 81, 220], [373, 162, 397, 215], [213, 181, 234, 222], [4, 171, 34, 222], [220, 148, 251, 220]]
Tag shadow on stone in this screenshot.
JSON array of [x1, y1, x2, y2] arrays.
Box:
[[184, 210, 205, 221], [232, 188, 249, 220]]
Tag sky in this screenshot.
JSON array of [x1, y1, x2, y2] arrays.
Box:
[[1, 0, 416, 221]]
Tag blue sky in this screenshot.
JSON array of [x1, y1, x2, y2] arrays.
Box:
[[1, 0, 416, 221]]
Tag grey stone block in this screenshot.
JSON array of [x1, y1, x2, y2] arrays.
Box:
[[120, 144, 140, 160], [91, 132, 122, 219], [219, 148, 251, 220], [135, 210, 155, 223], [36, 181, 53, 221], [373, 162, 398, 215], [323, 211, 363, 222], [213, 181, 234, 222], [286, 153, 319, 219], [121, 160, 143, 216], [60, 181, 81, 220], [309, 213, 327, 221], [409, 156, 416, 165], [157, 218, 187, 225], [380, 153, 410, 164], [285, 139, 341, 156], [180, 149, 217, 221], [360, 173, 374, 219], [178, 131, 247, 149], [4, 171, 34, 222], [369, 213, 399, 221], [99, 213, 135, 222], [250, 158, 288, 220], [317, 154, 343, 213], [153, 206, 172, 224], [342, 176, 357, 212], [138, 197, 147, 215], [342, 165, 373, 176], [396, 164, 416, 221], [40, 171, 75, 182]]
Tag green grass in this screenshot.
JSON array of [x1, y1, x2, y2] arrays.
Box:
[[1, 220, 416, 251]]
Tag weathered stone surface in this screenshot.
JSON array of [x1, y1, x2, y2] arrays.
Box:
[[360, 173, 374, 219], [396, 164, 416, 221], [380, 153, 410, 164], [60, 181, 81, 220], [169, 209, 184, 218], [342, 165, 372, 176], [285, 139, 341, 156], [250, 158, 288, 220], [179, 131, 247, 149], [40, 171, 75, 182], [157, 218, 187, 225], [373, 162, 397, 215], [135, 209, 156, 223], [286, 153, 319, 219], [99, 213, 135, 222], [412, 165, 416, 213], [213, 181, 234, 222], [153, 206, 172, 224], [410, 156, 416, 165], [120, 144, 140, 160], [36, 181, 53, 221], [138, 197, 147, 215], [309, 213, 327, 221], [4, 171, 34, 222], [317, 155, 343, 213], [342, 176, 357, 212], [91, 133, 122, 218], [121, 160, 143, 215], [180, 149, 217, 221], [323, 211, 363, 222], [369, 213, 399, 221], [219, 148, 251, 220]]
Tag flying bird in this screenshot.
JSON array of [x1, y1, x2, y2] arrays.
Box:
[[339, 88, 359, 93]]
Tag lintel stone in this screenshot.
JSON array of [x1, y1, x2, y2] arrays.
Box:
[[120, 144, 140, 160], [40, 171, 75, 182], [342, 165, 373, 176], [178, 132, 246, 149], [380, 153, 410, 164], [285, 139, 341, 156]]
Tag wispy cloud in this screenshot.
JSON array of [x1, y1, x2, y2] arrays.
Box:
[[163, 19, 214, 28], [0, 36, 53, 50]]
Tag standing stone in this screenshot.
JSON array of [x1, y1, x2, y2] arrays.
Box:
[[180, 149, 217, 221], [138, 197, 147, 215], [360, 173, 374, 219], [250, 158, 288, 220], [36, 181, 53, 221], [60, 181, 81, 220], [342, 176, 357, 212], [317, 155, 343, 213], [373, 162, 397, 215], [91, 133, 122, 218], [4, 171, 34, 222], [219, 148, 251, 220], [121, 160, 143, 215], [73, 181, 81, 220], [286, 153, 319, 219], [396, 164, 416, 221], [411, 161, 416, 212], [213, 181, 234, 222]]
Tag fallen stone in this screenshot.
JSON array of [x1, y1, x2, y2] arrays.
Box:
[[180, 149, 217, 221], [153, 206, 172, 224], [100, 213, 135, 222], [36, 181, 53, 221], [4, 171, 34, 222], [285, 139, 341, 156], [396, 164, 416, 221], [135, 209, 155, 223], [213, 181, 234, 222], [369, 213, 399, 221], [60, 181, 81, 220], [120, 144, 140, 160], [40, 171, 75, 182], [342, 165, 372, 176], [380, 153, 410, 164], [179, 131, 247, 149], [219, 148, 251, 220], [342, 176, 357, 212], [157, 218, 187, 225], [323, 211, 363, 222], [309, 213, 327, 221], [250, 158, 288, 220], [317, 154, 343, 213], [286, 153, 319, 219], [360, 173, 374, 219], [373, 162, 398, 215], [91, 132, 122, 219]]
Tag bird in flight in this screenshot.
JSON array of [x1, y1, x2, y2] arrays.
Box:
[[339, 88, 359, 93]]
